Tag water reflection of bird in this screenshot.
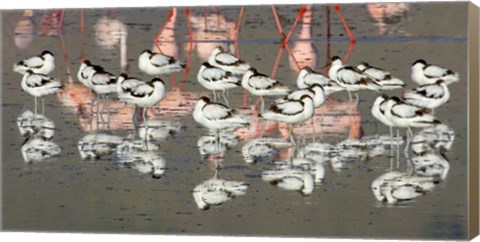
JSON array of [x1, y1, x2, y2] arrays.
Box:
[[262, 165, 315, 196], [138, 120, 183, 142], [366, 3, 410, 35], [39, 10, 61, 37], [21, 137, 62, 163], [17, 110, 55, 140], [288, 5, 319, 72], [371, 171, 437, 204], [94, 16, 127, 50], [117, 150, 166, 179], [411, 59, 460, 86], [13, 50, 55, 75], [14, 10, 35, 49], [242, 137, 291, 164], [197, 129, 239, 157], [411, 151, 450, 180], [78, 133, 123, 160], [193, 169, 249, 210], [410, 124, 454, 156]]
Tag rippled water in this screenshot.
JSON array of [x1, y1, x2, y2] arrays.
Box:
[[1, 2, 469, 240]]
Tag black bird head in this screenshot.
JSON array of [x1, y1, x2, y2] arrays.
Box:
[[41, 50, 54, 57], [412, 59, 427, 66]]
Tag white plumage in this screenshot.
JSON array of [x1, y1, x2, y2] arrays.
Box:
[[261, 95, 315, 124], [411, 124, 454, 156], [411, 59, 459, 85], [403, 79, 450, 111], [138, 120, 183, 142], [138, 49, 185, 76], [197, 62, 240, 92], [357, 62, 405, 90], [383, 97, 440, 128], [207, 46, 250, 75], [276, 84, 325, 108], [21, 137, 61, 163], [13, 50, 55, 75], [242, 138, 291, 164], [297, 66, 344, 95], [261, 167, 314, 196], [21, 70, 62, 98], [411, 152, 450, 180], [328, 56, 382, 93], [17, 110, 55, 140], [78, 133, 123, 160], [193, 96, 249, 131], [117, 150, 166, 179], [371, 171, 437, 203]]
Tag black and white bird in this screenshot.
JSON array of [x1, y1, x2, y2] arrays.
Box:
[[138, 49, 186, 76], [371, 95, 397, 139], [117, 74, 166, 123], [197, 62, 241, 105], [242, 67, 290, 112], [207, 46, 250, 75], [261, 95, 315, 145], [13, 50, 55, 75], [411, 59, 459, 85], [357, 62, 405, 90], [21, 70, 63, 114], [296, 66, 344, 95], [193, 97, 249, 144], [328, 56, 382, 101], [193, 172, 249, 210], [403, 79, 450, 114]]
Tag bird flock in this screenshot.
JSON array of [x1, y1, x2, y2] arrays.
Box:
[[13, 41, 460, 208]]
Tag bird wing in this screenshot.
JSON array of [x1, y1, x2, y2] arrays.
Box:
[[120, 79, 144, 92], [248, 74, 279, 90], [150, 53, 173, 67], [201, 67, 230, 82], [364, 68, 390, 80], [304, 73, 331, 85], [21, 56, 44, 68], [91, 72, 116, 85], [391, 103, 422, 118], [337, 66, 375, 84], [423, 65, 450, 78], [202, 103, 233, 120], [271, 100, 304, 115], [412, 84, 444, 99], [215, 53, 241, 66], [26, 74, 52, 87], [130, 83, 154, 97]]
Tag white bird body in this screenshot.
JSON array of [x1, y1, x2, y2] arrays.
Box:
[[77, 60, 100, 88], [261, 167, 314, 195], [242, 68, 290, 97], [372, 95, 395, 127], [21, 71, 62, 98], [13, 50, 55, 75], [383, 97, 440, 128], [403, 80, 450, 110], [138, 50, 185, 76], [78, 133, 123, 160], [328, 57, 381, 92], [17, 110, 55, 140], [382, 175, 436, 204], [193, 97, 249, 131], [197, 62, 240, 91], [357, 62, 405, 90], [193, 178, 249, 210], [207, 46, 250, 75], [261, 95, 315, 124], [89, 69, 117, 95], [118, 76, 166, 108], [276, 84, 326, 108], [21, 138, 61, 163], [411, 59, 459, 85], [296, 67, 344, 95]]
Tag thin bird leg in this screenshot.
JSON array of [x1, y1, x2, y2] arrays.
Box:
[[302, 122, 306, 145], [354, 93, 359, 105], [289, 124, 296, 147], [260, 96, 265, 113], [222, 90, 230, 106], [389, 126, 393, 149], [143, 107, 148, 124], [106, 95, 110, 130], [311, 118, 316, 142], [41, 98, 45, 115], [215, 130, 221, 153], [97, 96, 105, 127], [133, 105, 138, 131], [34, 96, 38, 114], [404, 128, 413, 175], [213, 90, 217, 102], [432, 108, 435, 115], [347, 91, 352, 101]]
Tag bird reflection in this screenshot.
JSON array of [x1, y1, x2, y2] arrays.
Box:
[[21, 137, 62, 163], [94, 16, 127, 50], [301, 142, 341, 172], [17, 110, 55, 140], [138, 119, 183, 142], [366, 3, 410, 36], [242, 137, 291, 164], [262, 164, 315, 196], [288, 5, 319, 72], [116, 136, 165, 178], [411, 124, 454, 156], [371, 171, 437, 204], [197, 129, 239, 157], [14, 10, 35, 49], [39, 10, 62, 37], [193, 169, 249, 210], [411, 151, 450, 180], [78, 133, 123, 160]]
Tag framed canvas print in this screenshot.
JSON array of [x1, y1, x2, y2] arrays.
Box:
[[1, 0, 479, 241]]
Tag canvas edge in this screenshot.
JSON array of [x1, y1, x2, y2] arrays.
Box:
[[469, 2, 480, 240]]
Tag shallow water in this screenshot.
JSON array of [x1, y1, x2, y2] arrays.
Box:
[[1, 3, 469, 240]]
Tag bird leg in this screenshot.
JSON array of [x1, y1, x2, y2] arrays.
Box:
[[222, 90, 230, 106], [260, 96, 265, 113], [213, 91, 217, 102], [347, 91, 352, 101], [354, 93, 359, 105], [34, 96, 38, 114], [289, 124, 296, 147], [41, 98, 45, 115]]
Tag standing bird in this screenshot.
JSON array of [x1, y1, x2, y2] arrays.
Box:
[[328, 56, 381, 101], [296, 66, 344, 95], [21, 70, 63, 114], [371, 95, 397, 139], [402, 79, 450, 114], [207, 46, 251, 75], [261, 95, 315, 146], [13, 50, 55, 75], [118, 75, 166, 125], [138, 49, 186, 76], [411, 59, 459, 85], [242, 67, 290, 113], [193, 97, 249, 148], [357, 62, 405, 90], [197, 62, 241, 105]]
